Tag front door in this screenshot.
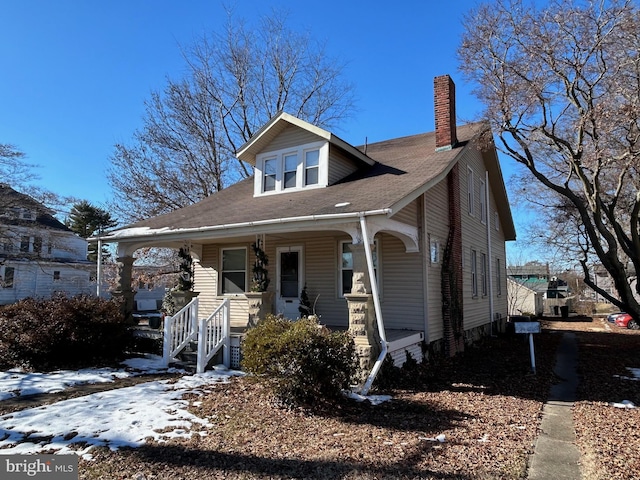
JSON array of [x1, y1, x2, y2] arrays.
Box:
[[276, 246, 303, 319]]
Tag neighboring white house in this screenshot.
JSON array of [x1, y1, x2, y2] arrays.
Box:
[[0, 185, 93, 304]]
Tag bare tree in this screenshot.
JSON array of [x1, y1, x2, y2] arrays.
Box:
[[459, 0, 640, 319], [108, 10, 356, 223]]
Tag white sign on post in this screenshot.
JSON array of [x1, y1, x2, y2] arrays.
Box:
[[514, 321, 541, 374]]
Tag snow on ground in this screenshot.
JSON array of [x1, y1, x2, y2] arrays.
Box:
[[0, 357, 243, 459], [0, 355, 184, 401]]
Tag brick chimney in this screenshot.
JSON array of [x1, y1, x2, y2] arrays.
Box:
[[434, 75, 458, 151]]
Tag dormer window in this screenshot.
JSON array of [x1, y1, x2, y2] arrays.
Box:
[[254, 140, 328, 196]]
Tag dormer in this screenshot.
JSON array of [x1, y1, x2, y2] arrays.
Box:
[[236, 112, 374, 197]]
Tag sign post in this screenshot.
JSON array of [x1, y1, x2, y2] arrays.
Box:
[[514, 321, 541, 374]]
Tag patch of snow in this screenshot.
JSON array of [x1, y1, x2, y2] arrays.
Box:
[[611, 399, 636, 409], [0, 366, 244, 459], [0, 355, 184, 401], [345, 390, 392, 405], [419, 434, 446, 443]]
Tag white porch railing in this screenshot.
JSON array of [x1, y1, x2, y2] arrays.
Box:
[[197, 297, 230, 373], [162, 297, 231, 371]]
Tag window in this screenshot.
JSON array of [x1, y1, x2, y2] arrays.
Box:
[[283, 153, 298, 189], [340, 241, 378, 296], [221, 248, 246, 294], [53, 271, 61, 281], [429, 236, 440, 264], [494, 211, 500, 231], [263, 158, 276, 192], [1, 267, 14, 288], [481, 253, 487, 296], [304, 149, 319, 186], [496, 258, 502, 296], [467, 167, 475, 216], [33, 237, 42, 255], [479, 179, 487, 224], [20, 236, 30, 253], [471, 249, 478, 297], [255, 141, 327, 195]]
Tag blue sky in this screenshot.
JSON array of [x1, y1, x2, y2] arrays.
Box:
[[0, 1, 533, 258]]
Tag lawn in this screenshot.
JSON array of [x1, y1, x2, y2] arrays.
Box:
[[1, 317, 638, 479]]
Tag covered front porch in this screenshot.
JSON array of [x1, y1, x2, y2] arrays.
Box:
[[100, 212, 427, 389]]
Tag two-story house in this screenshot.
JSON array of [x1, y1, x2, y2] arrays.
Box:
[[0, 185, 92, 304], [98, 75, 516, 380]]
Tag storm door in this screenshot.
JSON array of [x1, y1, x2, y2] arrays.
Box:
[[276, 246, 303, 319]]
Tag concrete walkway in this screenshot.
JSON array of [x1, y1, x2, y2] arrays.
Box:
[[528, 332, 582, 479]]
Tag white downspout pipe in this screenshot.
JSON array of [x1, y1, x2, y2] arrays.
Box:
[[486, 171, 495, 335], [96, 239, 103, 297], [359, 215, 388, 396]]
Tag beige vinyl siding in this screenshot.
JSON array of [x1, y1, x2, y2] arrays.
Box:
[[263, 125, 320, 153], [328, 147, 360, 185], [392, 199, 419, 228], [379, 233, 424, 331], [196, 243, 252, 329], [424, 180, 450, 342], [460, 147, 505, 332], [267, 234, 349, 328], [300, 235, 349, 328], [194, 244, 219, 319]]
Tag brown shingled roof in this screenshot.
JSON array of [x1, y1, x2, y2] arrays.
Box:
[[109, 122, 493, 236]]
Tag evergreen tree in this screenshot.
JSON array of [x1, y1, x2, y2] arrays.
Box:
[[67, 201, 118, 261]]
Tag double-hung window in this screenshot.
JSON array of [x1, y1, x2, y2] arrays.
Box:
[[467, 167, 475, 216], [263, 158, 277, 192], [1, 267, 14, 288], [471, 249, 478, 297], [481, 253, 487, 296], [340, 240, 378, 296], [221, 248, 247, 294], [255, 141, 327, 195], [304, 149, 319, 186]]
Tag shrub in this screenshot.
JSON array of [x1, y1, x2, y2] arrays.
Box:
[[241, 314, 358, 406], [0, 293, 132, 371]]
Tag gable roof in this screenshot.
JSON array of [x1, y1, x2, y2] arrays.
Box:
[[236, 111, 375, 167], [0, 184, 71, 231]]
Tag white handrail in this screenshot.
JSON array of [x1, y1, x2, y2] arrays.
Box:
[[197, 297, 230, 373], [163, 297, 200, 366]]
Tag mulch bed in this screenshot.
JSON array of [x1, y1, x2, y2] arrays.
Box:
[[4, 315, 637, 479]]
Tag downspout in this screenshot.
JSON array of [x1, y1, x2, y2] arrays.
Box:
[[485, 171, 495, 335], [359, 215, 388, 396], [96, 238, 103, 297]]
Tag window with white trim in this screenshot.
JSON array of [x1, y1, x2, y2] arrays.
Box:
[[1, 266, 14, 288], [479, 179, 487, 224], [339, 240, 378, 296], [471, 249, 478, 297], [254, 141, 328, 196], [467, 167, 475, 216], [496, 257, 502, 296], [429, 236, 440, 264], [481, 253, 487, 296], [221, 247, 247, 294]]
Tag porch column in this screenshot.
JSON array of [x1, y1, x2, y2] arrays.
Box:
[[344, 243, 379, 373], [112, 255, 135, 322]]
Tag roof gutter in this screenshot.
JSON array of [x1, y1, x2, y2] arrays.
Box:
[[93, 209, 393, 243], [358, 215, 388, 396]]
